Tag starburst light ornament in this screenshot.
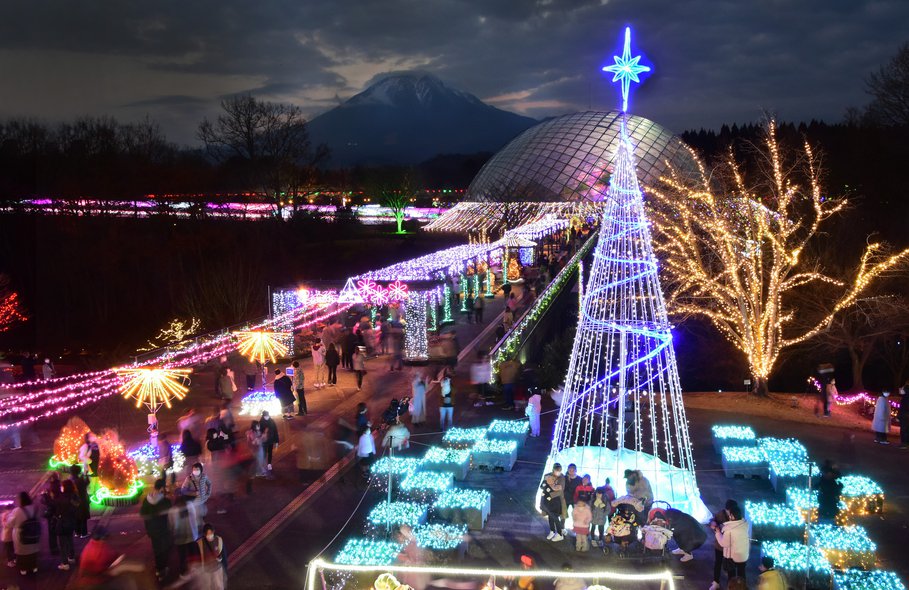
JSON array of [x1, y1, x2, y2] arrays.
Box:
[[235, 330, 289, 364], [603, 27, 650, 112], [116, 367, 191, 412]]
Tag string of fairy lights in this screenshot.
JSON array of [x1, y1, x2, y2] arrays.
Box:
[[550, 117, 695, 485], [0, 299, 345, 432], [327, 419, 523, 565], [648, 118, 909, 392]]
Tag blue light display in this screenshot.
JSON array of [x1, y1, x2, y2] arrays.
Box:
[[602, 27, 651, 112]]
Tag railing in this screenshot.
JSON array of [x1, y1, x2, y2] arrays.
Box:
[[490, 231, 597, 373]]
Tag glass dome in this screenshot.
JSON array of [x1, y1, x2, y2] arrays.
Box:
[[465, 110, 698, 204]]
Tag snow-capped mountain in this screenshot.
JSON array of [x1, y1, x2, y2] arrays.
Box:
[[306, 73, 537, 166]]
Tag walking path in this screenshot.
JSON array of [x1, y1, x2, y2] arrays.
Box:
[[0, 283, 518, 589]]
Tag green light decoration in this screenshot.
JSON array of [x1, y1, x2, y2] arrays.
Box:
[[768, 458, 819, 478], [487, 420, 529, 435], [838, 474, 885, 517], [485, 267, 494, 298], [712, 424, 756, 442], [441, 284, 454, 325], [471, 439, 518, 455], [366, 501, 428, 529], [839, 474, 883, 497], [459, 273, 468, 312], [370, 457, 424, 477], [48, 456, 74, 470], [744, 500, 804, 542], [721, 446, 765, 463], [744, 501, 804, 528], [810, 524, 877, 570], [761, 540, 832, 582], [433, 488, 492, 511], [785, 487, 847, 524], [442, 427, 488, 448], [428, 297, 438, 332], [89, 479, 145, 506], [413, 523, 468, 551], [473, 273, 480, 303], [758, 437, 808, 460], [490, 235, 595, 375], [399, 471, 454, 499], [334, 538, 403, 566], [423, 446, 471, 466], [370, 307, 377, 325], [833, 570, 906, 590]]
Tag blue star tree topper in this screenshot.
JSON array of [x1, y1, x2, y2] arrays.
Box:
[[603, 27, 651, 112]]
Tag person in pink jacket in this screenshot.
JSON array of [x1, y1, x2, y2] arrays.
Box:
[[572, 500, 593, 552]]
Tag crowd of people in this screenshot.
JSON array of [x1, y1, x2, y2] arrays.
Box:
[[537, 462, 799, 590]]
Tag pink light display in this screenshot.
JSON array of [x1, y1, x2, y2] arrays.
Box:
[[0, 301, 350, 431], [807, 377, 901, 411]]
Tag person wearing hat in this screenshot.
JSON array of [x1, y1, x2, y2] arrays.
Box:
[[757, 556, 787, 590], [872, 391, 892, 444]]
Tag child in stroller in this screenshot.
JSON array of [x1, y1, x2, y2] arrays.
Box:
[[602, 495, 645, 557], [641, 510, 673, 561]]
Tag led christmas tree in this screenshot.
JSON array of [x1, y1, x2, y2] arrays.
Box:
[[546, 27, 708, 521]]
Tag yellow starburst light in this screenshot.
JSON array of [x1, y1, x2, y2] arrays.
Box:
[[235, 330, 289, 364], [116, 367, 191, 412]]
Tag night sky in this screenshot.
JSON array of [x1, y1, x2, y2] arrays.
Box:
[[1, 0, 907, 144]]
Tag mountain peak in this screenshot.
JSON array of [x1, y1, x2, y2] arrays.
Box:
[[345, 72, 483, 109], [307, 71, 537, 166]]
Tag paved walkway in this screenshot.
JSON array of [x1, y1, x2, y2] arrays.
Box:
[[0, 285, 517, 589]]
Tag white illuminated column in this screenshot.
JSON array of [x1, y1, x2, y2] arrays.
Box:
[[545, 27, 708, 521], [404, 291, 428, 362]]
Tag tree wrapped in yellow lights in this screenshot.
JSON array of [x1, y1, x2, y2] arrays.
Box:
[[51, 416, 93, 469], [649, 120, 909, 396], [116, 367, 191, 412], [236, 330, 288, 364]]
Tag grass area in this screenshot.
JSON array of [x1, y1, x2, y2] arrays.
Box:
[[683, 391, 876, 432]]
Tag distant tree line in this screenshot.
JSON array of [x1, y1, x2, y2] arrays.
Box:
[[0, 95, 490, 210]]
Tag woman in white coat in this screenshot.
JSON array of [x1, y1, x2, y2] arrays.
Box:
[[872, 391, 892, 444]]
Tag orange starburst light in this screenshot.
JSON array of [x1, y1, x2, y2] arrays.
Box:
[[235, 331, 289, 364], [116, 367, 191, 412]]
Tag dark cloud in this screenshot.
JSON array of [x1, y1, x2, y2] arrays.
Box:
[[1, 0, 906, 144]]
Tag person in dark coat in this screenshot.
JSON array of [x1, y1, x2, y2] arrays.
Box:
[[563, 464, 581, 509], [260, 411, 280, 473], [816, 462, 843, 524], [325, 343, 340, 386], [342, 331, 357, 370], [68, 465, 91, 538], [140, 479, 172, 581], [180, 429, 203, 466], [41, 472, 61, 556], [273, 369, 295, 420], [663, 507, 707, 561], [54, 480, 79, 570]]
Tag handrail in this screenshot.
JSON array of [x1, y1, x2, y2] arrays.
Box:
[[490, 231, 597, 374]]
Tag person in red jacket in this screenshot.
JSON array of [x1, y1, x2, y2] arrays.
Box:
[[573, 474, 595, 504]]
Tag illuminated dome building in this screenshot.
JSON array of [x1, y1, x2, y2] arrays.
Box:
[[426, 110, 699, 233]]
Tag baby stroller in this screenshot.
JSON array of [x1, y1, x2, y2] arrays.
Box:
[[639, 502, 673, 563], [602, 500, 641, 557]]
